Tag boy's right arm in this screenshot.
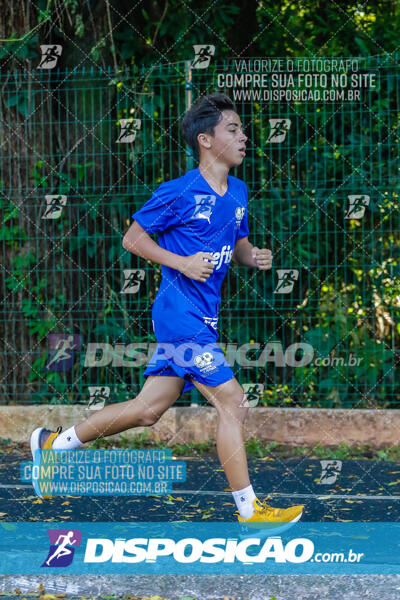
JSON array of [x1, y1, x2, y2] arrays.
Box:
[[122, 220, 215, 282], [122, 220, 183, 270]]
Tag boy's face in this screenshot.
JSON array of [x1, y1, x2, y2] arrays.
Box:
[[198, 109, 247, 168]]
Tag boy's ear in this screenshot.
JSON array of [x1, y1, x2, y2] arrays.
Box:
[[197, 132, 212, 150]]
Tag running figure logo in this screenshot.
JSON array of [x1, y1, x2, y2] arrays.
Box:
[[267, 118, 291, 143], [274, 269, 299, 294], [191, 195, 216, 223], [317, 460, 343, 485], [116, 119, 141, 143], [37, 45, 62, 69], [46, 334, 81, 372], [240, 383, 264, 408], [345, 195, 370, 219], [191, 45, 215, 69], [42, 195, 67, 220], [42, 529, 82, 567], [120, 269, 145, 294], [86, 386, 110, 410]]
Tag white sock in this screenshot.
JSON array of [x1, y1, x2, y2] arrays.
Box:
[[51, 426, 83, 450], [232, 483, 256, 518]]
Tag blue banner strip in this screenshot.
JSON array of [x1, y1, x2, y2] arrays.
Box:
[[0, 522, 399, 574]]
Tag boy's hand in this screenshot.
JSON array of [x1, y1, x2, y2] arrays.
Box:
[[178, 251, 215, 282], [251, 247, 273, 270]]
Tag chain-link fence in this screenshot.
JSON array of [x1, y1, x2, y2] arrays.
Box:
[[1, 56, 399, 407]]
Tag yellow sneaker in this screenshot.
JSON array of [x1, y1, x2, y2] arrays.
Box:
[[30, 426, 63, 499], [235, 497, 305, 537]]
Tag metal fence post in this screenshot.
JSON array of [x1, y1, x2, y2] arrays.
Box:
[[184, 59, 195, 172]]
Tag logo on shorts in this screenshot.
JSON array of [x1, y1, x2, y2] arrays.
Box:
[[194, 351, 217, 374], [203, 316, 218, 330]]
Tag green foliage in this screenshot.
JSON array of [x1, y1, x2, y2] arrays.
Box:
[[82, 435, 400, 462], [0, 33, 38, 60], [245, 438, 265, 457], [1, 2, 399, 407], [171, 440, 213, 456], [88, 430, 156, 450]]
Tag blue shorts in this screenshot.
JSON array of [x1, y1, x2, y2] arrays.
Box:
[[142, 336, 235, 393]]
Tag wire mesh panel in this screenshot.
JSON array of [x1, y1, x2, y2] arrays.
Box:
[[0, 57, 399, 407]]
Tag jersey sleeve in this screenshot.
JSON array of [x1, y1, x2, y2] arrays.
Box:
[[236, 183, 250, 240], [131, 181, 182, 234]]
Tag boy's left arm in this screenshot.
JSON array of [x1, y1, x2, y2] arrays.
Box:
[[232, 236, 273, 270]]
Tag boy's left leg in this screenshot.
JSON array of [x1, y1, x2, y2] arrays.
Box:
[[190, 376, 305, 524], [190, 376, 250, 491]]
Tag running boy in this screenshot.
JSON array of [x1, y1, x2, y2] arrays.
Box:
[[30, 93, 304, 526]]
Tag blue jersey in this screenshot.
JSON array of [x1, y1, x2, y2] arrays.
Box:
[[131, 167, 249, 342]]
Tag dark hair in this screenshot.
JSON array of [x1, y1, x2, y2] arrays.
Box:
[[181, 93, 237, 159]]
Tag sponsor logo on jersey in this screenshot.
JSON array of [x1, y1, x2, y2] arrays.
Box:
[[191, 194, 216, 223], [235, 205, 245, 228], [210, 244, 233, 270]]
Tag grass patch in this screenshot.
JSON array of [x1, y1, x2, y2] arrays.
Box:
[[171, 439, 214, 456], [87, 430, 157, 449], [3, 434, 400, 462], [86, 434, 400, 462]]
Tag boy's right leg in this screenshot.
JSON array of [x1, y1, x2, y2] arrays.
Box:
[[33, 375, 185, 449], [30, 375, 185, 498], [75, 375, 185, 443]]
